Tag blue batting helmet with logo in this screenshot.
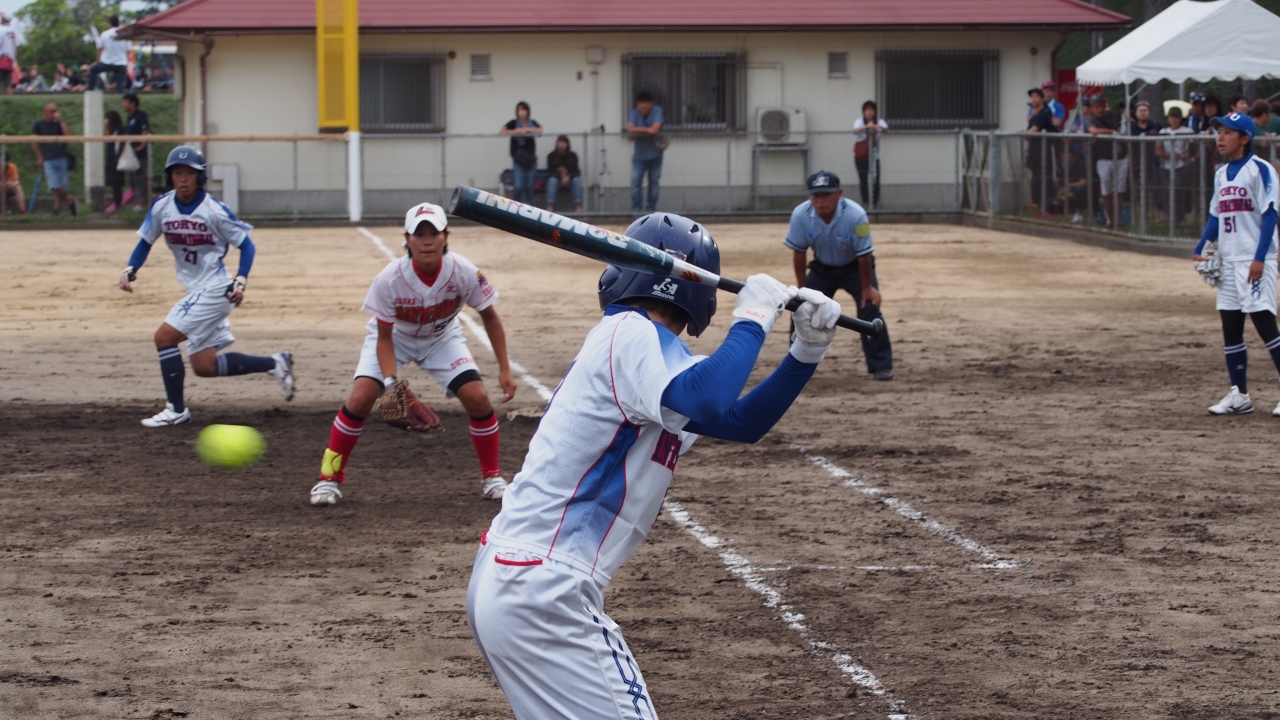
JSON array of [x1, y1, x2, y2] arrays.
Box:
[[165, 145, 207, 187], [597, 213, 720, 337]]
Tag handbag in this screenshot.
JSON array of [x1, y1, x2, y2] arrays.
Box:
[[854, 139, 869, 162], [116, 142, 140, 173]]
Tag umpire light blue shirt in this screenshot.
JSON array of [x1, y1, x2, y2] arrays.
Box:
[[784, 197, 874, 267]]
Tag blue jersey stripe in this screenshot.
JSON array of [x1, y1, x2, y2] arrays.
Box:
[[549, 421, 640, 571]]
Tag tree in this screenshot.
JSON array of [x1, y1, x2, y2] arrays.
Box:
[[14, 0, 117, 78]]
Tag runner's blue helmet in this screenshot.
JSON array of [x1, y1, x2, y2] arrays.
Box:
[[597, 213, 720, 336], [164, 145, 207, 187]]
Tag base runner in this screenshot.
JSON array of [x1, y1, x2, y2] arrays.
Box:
[[1192, 113, 1280, 415], [309, 202, 516, 506], [467, 212, 842, 719], [118, 146, 294, 427]]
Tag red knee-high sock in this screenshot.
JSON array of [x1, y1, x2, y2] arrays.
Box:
[[469, 411, 501, 479], [319, 406, 365, 482]]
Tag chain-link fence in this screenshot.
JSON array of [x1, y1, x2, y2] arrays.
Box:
[[961, 129, 1280, 243]]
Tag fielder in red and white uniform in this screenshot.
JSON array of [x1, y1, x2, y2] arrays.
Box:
[[309, 202, 516, 506]]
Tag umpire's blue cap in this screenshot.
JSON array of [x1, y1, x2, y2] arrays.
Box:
[[1211, 112, 1256, 140], [806, 171, 841, 194]]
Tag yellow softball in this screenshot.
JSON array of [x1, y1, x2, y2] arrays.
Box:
[[196, 424, 267, 469]]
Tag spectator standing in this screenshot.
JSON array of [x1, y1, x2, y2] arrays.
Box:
[[122, 93, 151, 209], [1249, 100, 1272, 137], [1156, 106, 1195, 225], [544, 135, 583, 213], [103, 110, 126, 215], [500, 101, 541, 205], [1025, 88, 1060, 217], [785, 171, 894, 380], [0, 14, 18, 96], [1130, 101, 1163, 224], [89, 15, 130, 92], [1086, 96, 1127, 227], [1188, 92, 1208, 133], [1030, 81, 1066, 130], [1227, 94, 1250, 115], [626, 91, 664, 213], [31, 102, 76, 215], [1268, 101, 1280, 136], [853, 100, 887, 208], [2, 156, 26, 215]]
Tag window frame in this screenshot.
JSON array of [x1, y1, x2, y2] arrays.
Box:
[[470, 54, 492, 82], [828, 52, 849, 79], [359, 52, 448, 134], [621, 52, 747, 132], [875, 49, 999, 130]]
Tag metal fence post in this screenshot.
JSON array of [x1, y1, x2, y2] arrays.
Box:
[[987, 131, 999, 218], [955, 129, 962, 212], [347, 131, 362, 223], [1085, 139, 1093, 226], [440, 135, 448, 196], [1039, 131, 1047, 218], [1198, 140, 1208, 232], [1139, 140, 1147, 236], [292, 140, 299, 221], [725, 132, 732, 213], [1168, 150, 1176, 240]]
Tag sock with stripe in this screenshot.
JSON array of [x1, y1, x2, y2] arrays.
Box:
[[1249, 311, 1280, 381], [1222, 310, 1248, 393], [319, 405, 364, 483], [216, 352, 277, 377], [157, 345, 186, 413], [469, 411, 502, 479]]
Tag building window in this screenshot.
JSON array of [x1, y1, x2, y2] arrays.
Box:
[[875, 49, 998, 129], [470, 54, 491, 81], [828, 52, 848, 79], [360, 53, 446, 133], [622, 52, 746, 131]]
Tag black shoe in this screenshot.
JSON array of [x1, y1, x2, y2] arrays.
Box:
[[874, 369, 895, 381], [69, 199, 77, 217]]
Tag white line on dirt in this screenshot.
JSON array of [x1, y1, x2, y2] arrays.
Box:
[[792, 447, 1019, 570], [665, 502, 911, 719], [357, 227, 554, 403]]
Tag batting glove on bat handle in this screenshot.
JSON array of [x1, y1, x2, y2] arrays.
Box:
[[717, 278, 883, 339], [730, 274, 792, 334]]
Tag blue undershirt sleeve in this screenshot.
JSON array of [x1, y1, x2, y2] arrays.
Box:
[[126, 239, 152, 270], [1195, 216, 1219, 256], [683, 354, 818, 444], [660, 322, 766, 425], [1255, 207, 1277, 263], [236, 237, 256, 278]]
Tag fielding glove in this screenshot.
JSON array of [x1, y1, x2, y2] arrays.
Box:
[[377, 379, 443, 432]]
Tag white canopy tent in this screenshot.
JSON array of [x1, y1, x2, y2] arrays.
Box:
[[1077, 0, 1280, 87]]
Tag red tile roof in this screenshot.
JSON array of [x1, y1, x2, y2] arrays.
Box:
[[133, 0, 1129, 35]]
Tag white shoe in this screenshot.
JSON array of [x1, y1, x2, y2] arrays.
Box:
[[141, 402, 192, 427], [310, 480, 342, 506], [1209, 386, 1253, 415], [1272, 399, 1280, 417], [481, 476, 508, 501], [270, 351, 295, 401]]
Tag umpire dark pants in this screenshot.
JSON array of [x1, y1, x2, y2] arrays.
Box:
[[806, 258, 893, 373]]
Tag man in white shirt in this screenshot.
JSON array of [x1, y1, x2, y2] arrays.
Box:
[[0, 14, 18, 96], [89, 15, 130, 92]]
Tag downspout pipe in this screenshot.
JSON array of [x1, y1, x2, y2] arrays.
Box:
[[199, 36, 214, 154]]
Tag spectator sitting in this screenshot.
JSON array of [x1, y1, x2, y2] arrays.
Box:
[[1227, 93, 1250, 115], [49, 67, 71, 92], [1249, 100, 1273, 137], [500, 101, 541, 205], [545, 135, 583, 213], [0, 13, 18, 96], [18, 66, 48, 93], [1, 156, 26, 215]]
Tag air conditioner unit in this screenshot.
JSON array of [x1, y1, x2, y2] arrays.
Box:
[[756, 107, 807, 145]]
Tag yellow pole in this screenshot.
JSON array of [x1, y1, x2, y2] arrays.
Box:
[[316, 0, 358, 131]]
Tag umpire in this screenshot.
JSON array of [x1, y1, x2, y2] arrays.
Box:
[[786, 171, 894, 380]]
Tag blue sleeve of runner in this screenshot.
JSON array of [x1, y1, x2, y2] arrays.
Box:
[[236, 237, 256, 277], [684, 354, 817, 443], [1195, 216, 1219, 255], [126, 239, 151, 269], [1256, 208, 1277, 262], [661, 322, 766, 424]]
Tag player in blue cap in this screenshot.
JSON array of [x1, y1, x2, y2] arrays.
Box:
[[467, 212, 844, 719], [1192, 112, 1280, 415]]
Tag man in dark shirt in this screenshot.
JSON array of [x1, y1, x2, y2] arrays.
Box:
[[122, 93, 151, 209], [31, 102, 76, 215], [1026, 88, 1059, 216], [1085, 96, 1127, 226]]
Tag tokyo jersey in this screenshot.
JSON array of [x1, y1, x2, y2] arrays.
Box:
[[362, 253, 497, 339], [138, 191, 253, 292], [1211, 156, 1279, 262], [486, 308, 703, 586]]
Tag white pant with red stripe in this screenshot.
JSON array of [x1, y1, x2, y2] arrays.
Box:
[[467, 536, 657, 720]]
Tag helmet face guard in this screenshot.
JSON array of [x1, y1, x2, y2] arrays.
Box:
[[164, 145, 208, 188], [597, 213, 720, 336]]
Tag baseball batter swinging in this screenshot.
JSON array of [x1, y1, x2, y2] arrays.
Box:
[[118, 146, 294, 427], [466, 212, 843, 719], [1192, 113, 1280, 415], [309, 202, 516, 506]]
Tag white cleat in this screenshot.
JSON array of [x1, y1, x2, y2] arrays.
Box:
[[310, 480, 342, 506], [481, 476, 508, 501], [141, 402, 192, 427], [1272, 399, 1280, 417], [270, 351, 295, 401], [1209, 386, 1253, 415]]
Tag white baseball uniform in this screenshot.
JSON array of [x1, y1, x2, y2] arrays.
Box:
[[139, 190, 254, 353], [355, 252, 497, 392], [1212, 156, 1280, 314], [468, 308, 704, 719]]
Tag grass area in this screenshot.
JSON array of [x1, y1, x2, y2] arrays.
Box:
[[0, 92, 178, 217]]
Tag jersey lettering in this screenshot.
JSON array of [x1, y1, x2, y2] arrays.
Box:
[[1219, 199, 1255, 214], [395, 298, 460, 326], [650, 429, 682, 471]]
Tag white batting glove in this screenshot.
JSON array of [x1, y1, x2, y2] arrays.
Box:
[[732, 274, 793, 334], [789, 288, 841, 364]]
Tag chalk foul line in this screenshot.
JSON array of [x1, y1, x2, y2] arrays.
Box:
[[790, 446, 1020, 570]]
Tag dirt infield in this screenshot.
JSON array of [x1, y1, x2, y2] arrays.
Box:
[[2, 221, 1278, 719]]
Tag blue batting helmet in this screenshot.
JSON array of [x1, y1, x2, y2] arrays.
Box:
[[164, 145, 207, 187], [597, 213, 720, 337]]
